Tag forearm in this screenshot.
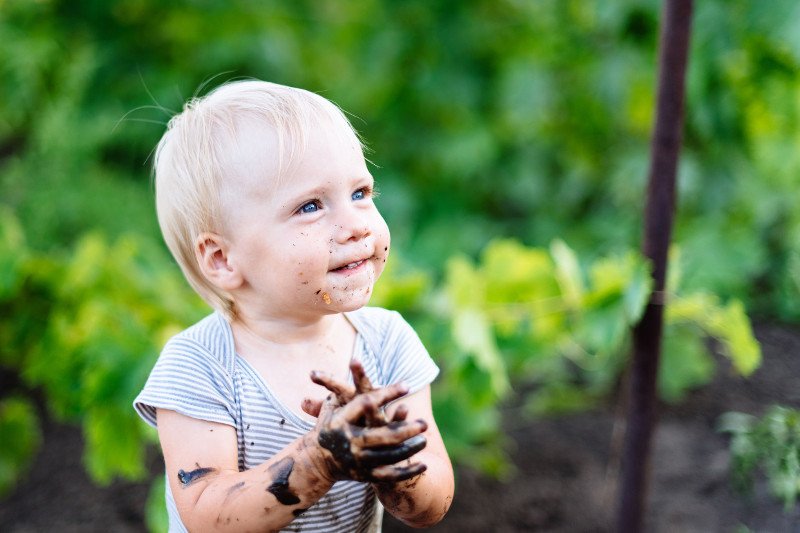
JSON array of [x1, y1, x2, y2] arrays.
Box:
[[178, 434, 334, 532], [375, 451, 454, 527]]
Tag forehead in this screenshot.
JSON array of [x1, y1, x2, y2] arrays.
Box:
[[217, 113, 366, 198], [216, 118, 282, 190]]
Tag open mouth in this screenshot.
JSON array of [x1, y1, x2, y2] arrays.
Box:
[[331, 259, 367, 272]]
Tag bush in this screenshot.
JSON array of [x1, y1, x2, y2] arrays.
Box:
[[719, 405, 800, 511]]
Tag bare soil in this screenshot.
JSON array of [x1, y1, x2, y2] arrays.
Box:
[[2, 323, 799, 532]]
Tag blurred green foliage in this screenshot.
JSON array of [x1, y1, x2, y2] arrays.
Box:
[[0, 210, 207, 497], [373, 239, 760, 476], [0, 0, 795, 528], [719, 406, 800, 511], [0, 397, 41, 498], [2, 0, 799, 315]]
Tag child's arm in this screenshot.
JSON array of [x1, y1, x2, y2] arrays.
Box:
[[308, 364, 454, 527], [157, 381, 427, 532], [375, 385, 454, 528]]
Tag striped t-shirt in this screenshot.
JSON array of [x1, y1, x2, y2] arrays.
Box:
[[134, 306, 439, 532]]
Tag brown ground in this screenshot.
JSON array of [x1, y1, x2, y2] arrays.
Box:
[[2, 323, 799, 532]]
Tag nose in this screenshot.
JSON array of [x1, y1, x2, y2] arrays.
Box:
[[334, 205, 372, 244]]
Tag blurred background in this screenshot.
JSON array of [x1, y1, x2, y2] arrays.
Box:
[[1, 0, 799, 531]]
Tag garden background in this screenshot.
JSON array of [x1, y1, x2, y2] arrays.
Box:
[[1, 0, 799, 531]]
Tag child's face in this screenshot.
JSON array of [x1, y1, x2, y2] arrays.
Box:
[[219, 119, 390, 320]]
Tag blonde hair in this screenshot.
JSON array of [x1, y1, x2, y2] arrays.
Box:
[[153, 79, 364, 319]]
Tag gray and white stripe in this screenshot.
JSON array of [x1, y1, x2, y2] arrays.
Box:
[[135, 307, 438, 532]]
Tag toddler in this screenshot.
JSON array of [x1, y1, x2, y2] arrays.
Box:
[[134, 80, 454, 532]]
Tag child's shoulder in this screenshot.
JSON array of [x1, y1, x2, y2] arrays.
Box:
[[167, 311, 227, 344], [347, 305, 397, 322], [160, 312, 234, 369], [347, 306, 418, 347], [346, 305, 404, 333]]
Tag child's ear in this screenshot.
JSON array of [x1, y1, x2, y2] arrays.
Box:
[[195, 233, 243, 291]]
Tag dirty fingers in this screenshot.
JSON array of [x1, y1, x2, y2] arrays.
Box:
[[310, 366, 428, 483]]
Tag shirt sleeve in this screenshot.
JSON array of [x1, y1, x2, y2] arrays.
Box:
[[133, 338, 237, 429], [379, 310, 440, 395]]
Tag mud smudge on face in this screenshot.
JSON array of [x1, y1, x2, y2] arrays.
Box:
[[267, 457, 301, 505], [322, 292, 331, 304], [177, 465, 216, 487]]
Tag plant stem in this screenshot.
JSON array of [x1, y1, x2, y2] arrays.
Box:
[[615, 1, 694, 531]]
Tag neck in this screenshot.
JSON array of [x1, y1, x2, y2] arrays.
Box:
[[231, 309, 343, 349]]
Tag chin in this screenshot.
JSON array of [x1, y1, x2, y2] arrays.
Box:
[[337, 288, 375, 312]]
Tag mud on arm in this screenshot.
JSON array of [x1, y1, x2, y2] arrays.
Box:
[[157, 378, 433, 531], [157, 408, 338, 532]]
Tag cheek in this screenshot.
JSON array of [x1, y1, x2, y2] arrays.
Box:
[[286, 237, 330, 282], [373, 213, 391, 250], [374, 221, 391, 275]]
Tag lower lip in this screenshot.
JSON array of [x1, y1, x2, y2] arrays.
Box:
[[330, 260, 369, 277]]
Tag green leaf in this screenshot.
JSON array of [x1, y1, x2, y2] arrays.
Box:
[[83, 406, 147, 485], [0, 397, 42, 497], [719, 405, 800, 510], [571, 300, 629, 356], [444, 255, 485, 309], [432, 384, 506, 474], [482, 239, 559, 305], [451, 308, 510, 397], [714, 300, 762, 376], [550, 239, 584, 309], [666, 293, 761, 376], [717, 411, 757, 435], [0, 209, 28, 300], [622, 254, 653, 323], [659, 324, 716, 402], [369, 255, 431, 312], [585, 251, 652, 323]]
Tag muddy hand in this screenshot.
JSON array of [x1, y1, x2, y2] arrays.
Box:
[[306, 359, 396, 426], [312, 383, 428, 483]]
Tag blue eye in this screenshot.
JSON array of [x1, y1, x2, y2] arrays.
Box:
[[352, 187, 371, 201], [299, 201, 320, 214]]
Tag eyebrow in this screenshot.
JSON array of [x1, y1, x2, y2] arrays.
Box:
[[284, 175, 374, 205]]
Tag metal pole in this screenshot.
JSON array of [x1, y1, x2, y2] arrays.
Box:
[[615, 1, 694, 531]]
